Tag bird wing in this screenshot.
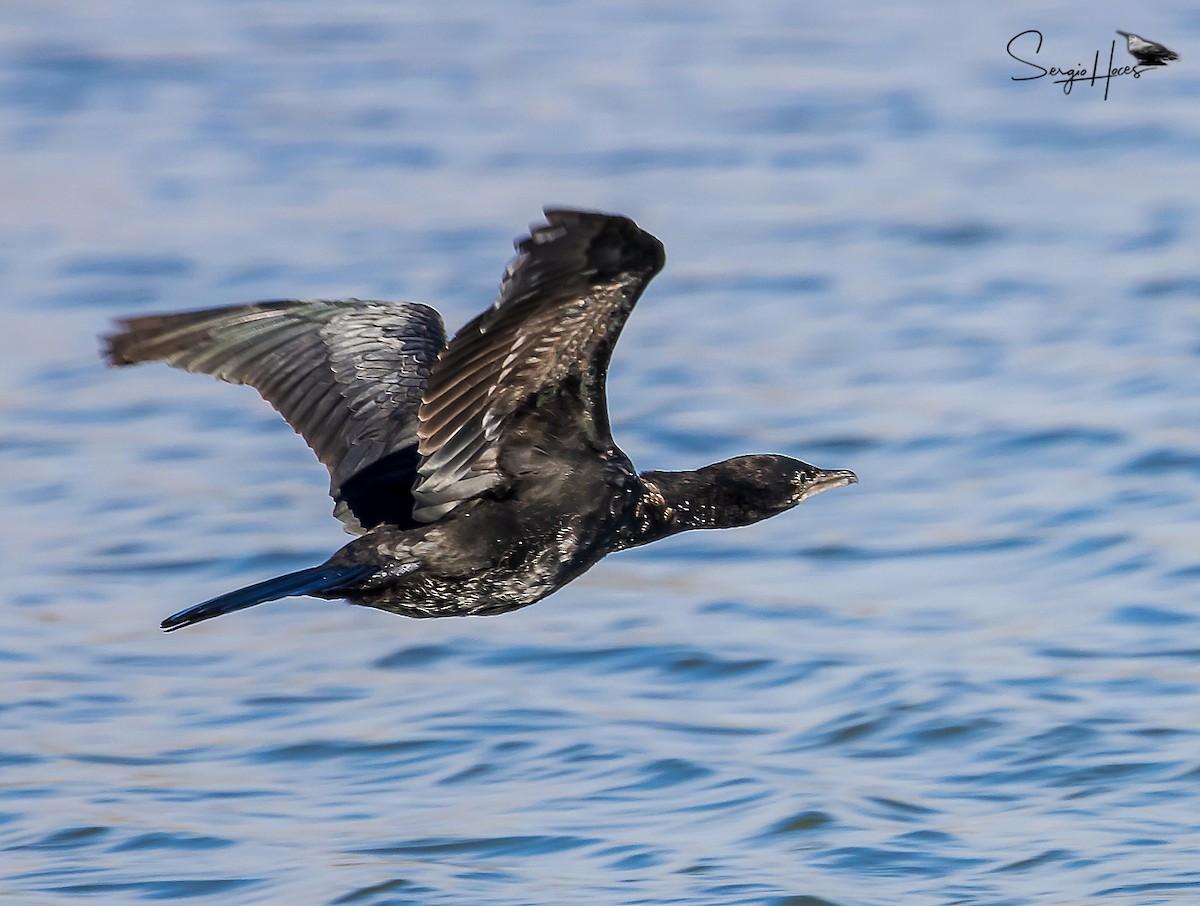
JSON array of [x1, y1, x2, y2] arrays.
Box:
[[412, 209, 665, 522], [104, 299, 447, 533]]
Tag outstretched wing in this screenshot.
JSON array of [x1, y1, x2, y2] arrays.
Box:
[[104, 299, 446, 533], [413, 209, 665, 522]]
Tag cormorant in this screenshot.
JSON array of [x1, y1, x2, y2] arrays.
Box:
[[103, 209, 857, 631], [1117, 30, 1179, 67]]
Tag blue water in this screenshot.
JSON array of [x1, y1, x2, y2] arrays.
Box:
[[3, 2, 1200, 903]]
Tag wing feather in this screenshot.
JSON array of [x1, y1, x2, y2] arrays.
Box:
[[412, 209, 664, 521], [104, 298, 447, 532]]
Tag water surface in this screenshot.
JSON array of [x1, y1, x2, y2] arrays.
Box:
[[3, 2, 1200, 904]]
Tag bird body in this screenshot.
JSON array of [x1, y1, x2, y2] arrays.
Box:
[[104, 210, 856, 631], [330, 440, 645, 618], [1117, 30, 1179, 66]]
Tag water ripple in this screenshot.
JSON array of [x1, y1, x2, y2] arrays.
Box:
[[4, 2, 1200, 904]]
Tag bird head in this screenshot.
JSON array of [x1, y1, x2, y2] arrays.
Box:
[[687, 454, 857, 524], [786, 457, 860, 506]]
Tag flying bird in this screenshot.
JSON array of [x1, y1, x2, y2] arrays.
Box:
[[1116, 30, 1179, 67], [104, 209, 857, 632]]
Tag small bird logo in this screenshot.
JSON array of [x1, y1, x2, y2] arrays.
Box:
[[1116, 30, 1179, 67]]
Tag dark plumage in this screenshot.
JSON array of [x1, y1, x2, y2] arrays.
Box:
[[103, 209, 857, 632], [1117, 30, 1179, 67]]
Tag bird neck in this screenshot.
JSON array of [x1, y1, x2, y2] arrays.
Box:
[[621, 468, 779, 549]]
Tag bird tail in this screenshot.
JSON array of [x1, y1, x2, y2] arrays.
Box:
[[161, 563, 375, 632]]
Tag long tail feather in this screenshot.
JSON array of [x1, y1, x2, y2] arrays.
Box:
[[161, 564, 374, 632]]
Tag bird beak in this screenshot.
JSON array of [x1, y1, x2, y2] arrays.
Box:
[[803, 467, 858, 500], [1116, 30, 1130, 37]]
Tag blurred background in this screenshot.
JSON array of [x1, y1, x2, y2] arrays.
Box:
[[3, 2, 1200, 904]]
